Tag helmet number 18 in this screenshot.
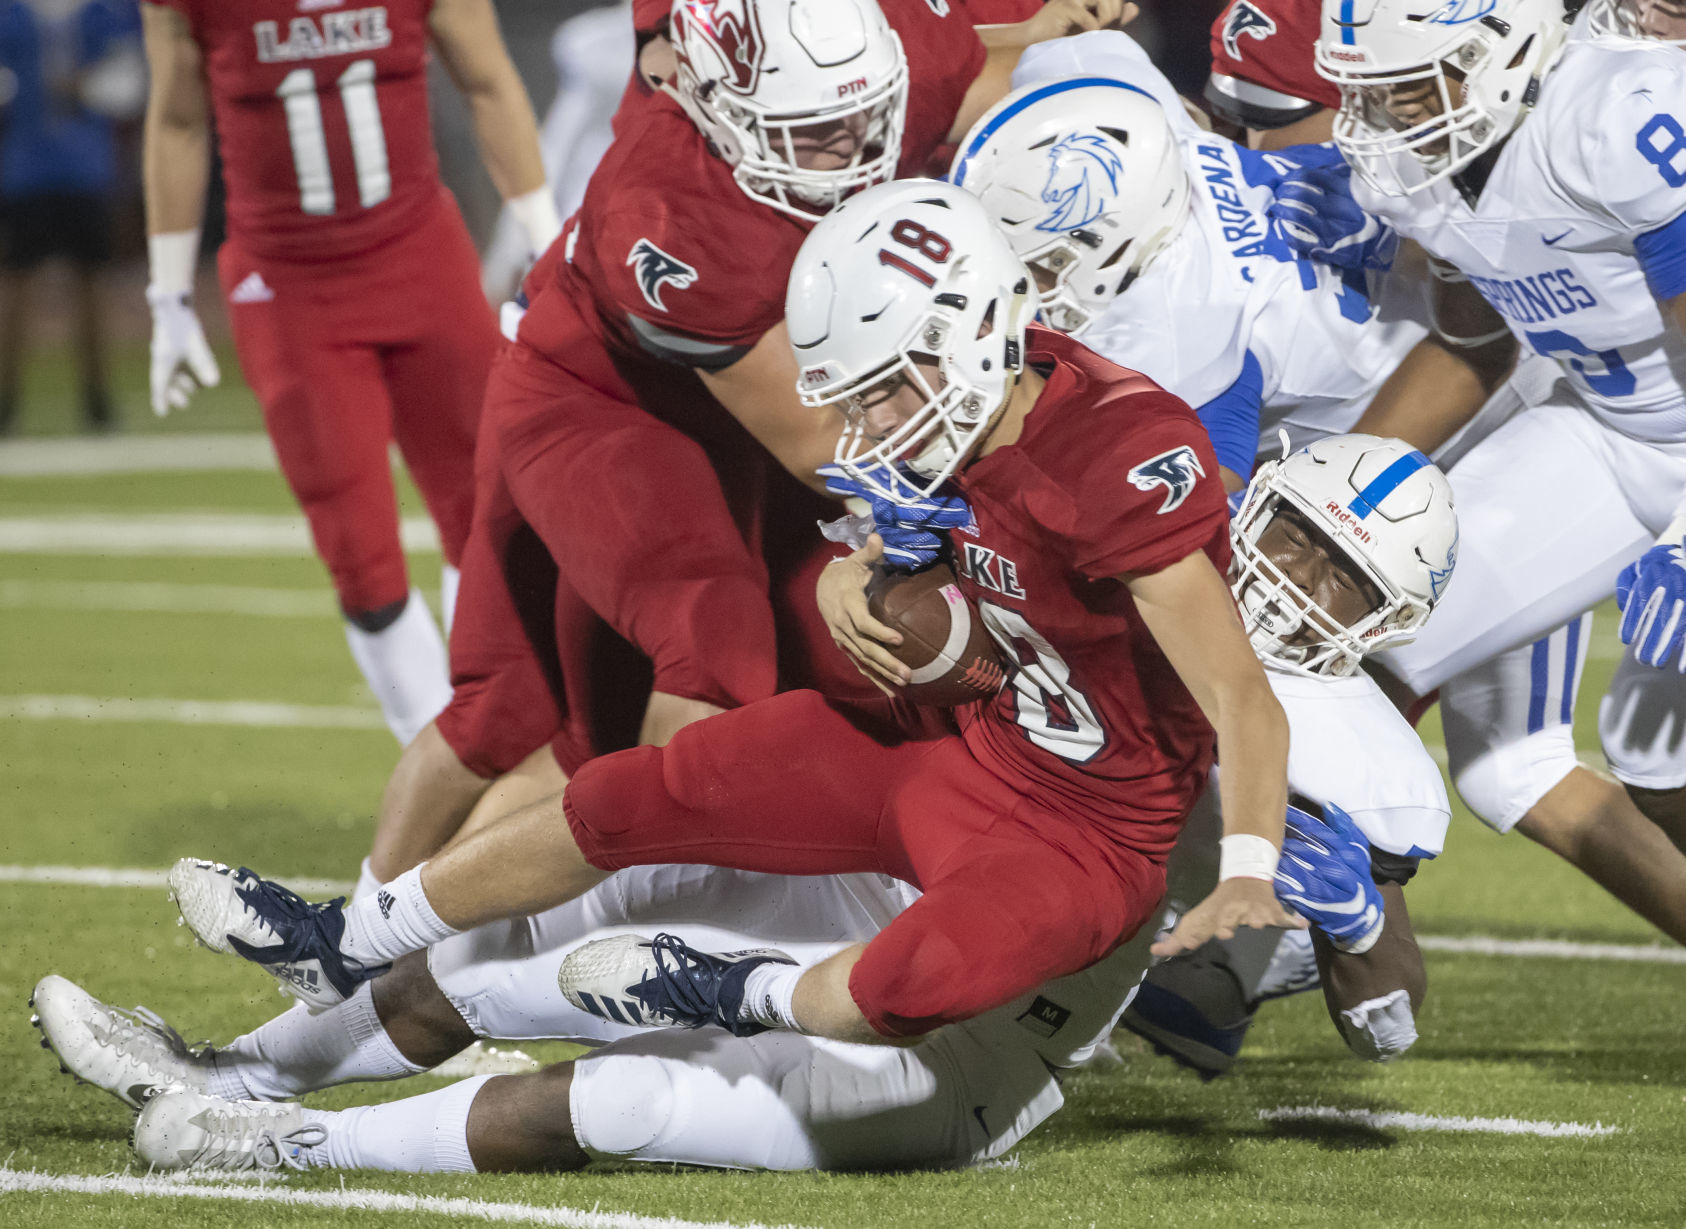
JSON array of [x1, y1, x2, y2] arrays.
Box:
[[878, 219, 952, 288]]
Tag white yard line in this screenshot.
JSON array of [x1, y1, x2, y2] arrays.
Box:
[[0, 1166, 808, 1229], [0, 865, 352, 897], [0, 579, 335, 618], [0, 513, 438, 556], [1258, 1106, 1620, 1138], [0, 694, 385, 730], [0, 433, 277, 477], [1416, 934, 1686, 963]]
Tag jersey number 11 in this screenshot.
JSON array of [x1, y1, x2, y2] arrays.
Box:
[[277, 59, 391, 217]]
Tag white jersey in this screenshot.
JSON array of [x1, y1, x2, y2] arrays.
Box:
[[1012, 33, 1429, 459], [1354, 37, 1686, 447]]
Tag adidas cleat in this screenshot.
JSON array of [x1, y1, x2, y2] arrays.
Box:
[[558, 932, 794, 1037], [31, 975, 211, 1109], [134, 1089, 325, 1172], [168, 859, 386, 1012]]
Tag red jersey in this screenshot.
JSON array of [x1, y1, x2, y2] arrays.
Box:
[[1206, 0, 1338, 131], [150, 0, 441, 262], [518, 0, 985, 401], [953, 328, 1229, 858], [961, 0, 1045, 23]]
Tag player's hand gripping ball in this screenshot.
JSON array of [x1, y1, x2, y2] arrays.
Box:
[[865, 564, 1007, 706]]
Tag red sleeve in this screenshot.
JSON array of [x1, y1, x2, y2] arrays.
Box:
[[632, 0, 670, 37], [141, 0, 194, 18], [593, 187, 798, 355], [1206, 0, 1339, 128], [961, 0, 1044, 21], [1068, 397, 1229, 582], [885, 0, 987, 174]]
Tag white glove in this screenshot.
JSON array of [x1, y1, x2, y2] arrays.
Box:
[[146, 287, 221, 416]]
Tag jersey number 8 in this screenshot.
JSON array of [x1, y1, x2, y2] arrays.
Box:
[[1637, 114, 1686, 189]]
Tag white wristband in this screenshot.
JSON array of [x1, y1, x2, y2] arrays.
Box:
[[1219, 833, 1280, 882], [508, 186, 563, 256], [147, 230, 200, 300]]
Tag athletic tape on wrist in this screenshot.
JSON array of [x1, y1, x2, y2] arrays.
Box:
[[1219, 833, 1280, 882]]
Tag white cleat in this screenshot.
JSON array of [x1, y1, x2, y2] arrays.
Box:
[[31, 974, 211, 1109], [168, 858, 373, 1012], [134, 1089, 325, 1172]]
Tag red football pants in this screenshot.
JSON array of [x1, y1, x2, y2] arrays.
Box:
[[563, 690, 1168, 1037], [219, 189, 496, 616], [436, 344, 866, 779]]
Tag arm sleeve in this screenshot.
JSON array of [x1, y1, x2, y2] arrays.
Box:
[[1068, 398, 1230, 581], [1195, 349, 1265, 479], [595, 192, 792, 366], [1560, 55, 1686, 236]]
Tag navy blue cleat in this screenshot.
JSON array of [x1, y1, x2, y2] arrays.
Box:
[[168, 859, 387, 1012], [558, 933, 794, 1037], [1119, 942, 1256, 1080]]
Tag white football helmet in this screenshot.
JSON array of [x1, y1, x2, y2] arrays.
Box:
[[669, 0, 907, 221], [1316, 0, 1569, 195], [1586, 0, 1686, 44], [1231, 433, 1458, 677], [949, 77, 1191, 335], [786, 180, 1036, 503]]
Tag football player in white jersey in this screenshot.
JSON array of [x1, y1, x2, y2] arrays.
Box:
[[31, 435, 1434, 1176], [950, 31, 1436, 491], [1282, 0, 1686, 946]]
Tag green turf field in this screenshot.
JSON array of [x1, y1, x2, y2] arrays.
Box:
[[2, 354, 1684, 1227]]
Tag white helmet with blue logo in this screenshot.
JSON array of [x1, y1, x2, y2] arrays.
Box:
[[1231, 433, 1458, 677], [948, 76, 1190, 335], [1315, 0, 1568, 196]]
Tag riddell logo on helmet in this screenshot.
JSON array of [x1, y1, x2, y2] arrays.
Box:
[[1323, 500, 1374, 546], [1324, 47, 1369, 63], [838, 76, 868, 97]]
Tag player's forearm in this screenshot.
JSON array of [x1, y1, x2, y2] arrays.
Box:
[[1211, 677, 1290, 849], [143, 119, 209, 237], [1354, 336, 1509, 454], [463, 80, 548, 205]]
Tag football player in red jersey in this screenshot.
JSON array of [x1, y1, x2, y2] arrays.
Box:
[[140, 0, 558, 745], [168, 183, 1299, 1055], [357, 0, 1139, 897], [1205, 0, 1339, 147]]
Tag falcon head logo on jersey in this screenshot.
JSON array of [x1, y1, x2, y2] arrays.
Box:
[[676, 0, 766, 95], [1036, 134, 1125, 234], [1129, 445, 1206, 514], [627, 239, 698, 312], [1222, 1, 1278, 58]]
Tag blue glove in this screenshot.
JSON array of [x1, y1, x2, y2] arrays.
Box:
[[818, 462, 972, 571], [1617, 535, 1686, 670], [1265, 149, 1399, 274], [1273, 802, 1384, 955]]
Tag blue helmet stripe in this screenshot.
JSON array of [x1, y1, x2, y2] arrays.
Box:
[[950, 76, 1158, 188], [1339, 0, 1357, 44], [1347, 449, 1430, 519]]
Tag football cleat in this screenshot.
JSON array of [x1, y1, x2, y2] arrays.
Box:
[[168, 859, 386, 1012], [134, 1089, 325, 1172], [1253, 927, 1322, 1003], [558, 933, 794, 1037], [1119, 942, 1255, 1081], [31, 975, 212, 1109]]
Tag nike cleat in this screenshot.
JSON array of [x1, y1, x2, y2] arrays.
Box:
[[168, 859, 386, 1012], [31, 974, 211, 1109], [134, 1089, 325, 1172], [558, 932, 794, 1037], [1254, 927, 1321, 1002]]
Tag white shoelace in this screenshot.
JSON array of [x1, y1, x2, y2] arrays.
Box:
[[189, 1102, 327, 1172]]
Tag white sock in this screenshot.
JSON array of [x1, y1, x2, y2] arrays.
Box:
[[738, 961, 807, 1032], [441, 564, 460, 638], [306, 1074, 488, 1172], [351, 857, 383, 903], [209, 986, 426, 1101], [342, 865, 459, 965], [344, 589, 452, 746]]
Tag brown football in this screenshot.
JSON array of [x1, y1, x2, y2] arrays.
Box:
[[865, 563, 1008, 707]]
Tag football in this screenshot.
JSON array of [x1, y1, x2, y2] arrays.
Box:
[[865, 563, 1008, 706]]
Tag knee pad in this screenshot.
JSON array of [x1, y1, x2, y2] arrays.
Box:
[[1599, 651, 1686, 790], [569, 1050, 677, 1156], [1441, 618, 1590, 832], [1337, 988, 1417, 1063]]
